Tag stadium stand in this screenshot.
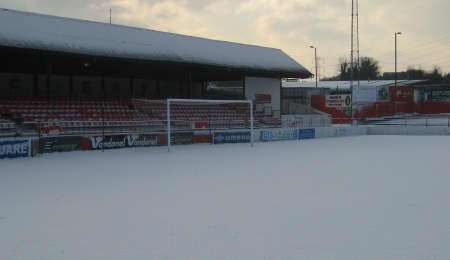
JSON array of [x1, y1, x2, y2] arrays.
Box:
[[0, 116, 15, 134], [0, 9, 312, 139], [133, 99, 251, 130], [1, 99, 147, 123], [0, 99, 262, 136], [0, 99, 152, 135], [0, 104, 16, 135]]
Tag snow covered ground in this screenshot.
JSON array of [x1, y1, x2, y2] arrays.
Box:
[[1, 136, 450, 260]]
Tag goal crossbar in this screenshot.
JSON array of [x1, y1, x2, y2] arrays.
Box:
[[168, 98, 253, 104], [166, 98, 254, 151]]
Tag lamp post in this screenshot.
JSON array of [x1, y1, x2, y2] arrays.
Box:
[[310, 46, 318, 88], [395, 32, 402, 87]]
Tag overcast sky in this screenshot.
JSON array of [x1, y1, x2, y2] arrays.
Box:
[[2, 0, 450, 77]]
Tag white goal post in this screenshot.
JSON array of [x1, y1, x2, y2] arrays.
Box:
[[166, 98, 254, 151]]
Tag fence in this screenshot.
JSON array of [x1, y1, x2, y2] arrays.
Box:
[[281, 114, 332, 129], [0, 115, 259, 155], [3, 112, 450, 159], [361, 115, 450, 128], [367, 125, 450, 136]]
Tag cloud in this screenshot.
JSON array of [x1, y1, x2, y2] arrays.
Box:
[[0, 0, 449, 76], [89, 0, 211, 36]]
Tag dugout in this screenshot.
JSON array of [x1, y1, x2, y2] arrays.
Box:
[[0, 8, 311, 117]]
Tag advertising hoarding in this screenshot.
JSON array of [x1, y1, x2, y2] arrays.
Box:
[[0, 139, 31, 159]]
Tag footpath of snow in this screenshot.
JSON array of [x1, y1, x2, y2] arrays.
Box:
[[1, 136, 450, 260]]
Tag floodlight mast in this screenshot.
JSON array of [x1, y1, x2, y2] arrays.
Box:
[[309, 46, 318, 88], [167, 99, 171, 152], [166, 98, 254, 152]]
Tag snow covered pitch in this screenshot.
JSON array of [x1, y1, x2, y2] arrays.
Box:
[[1, 135, 450, 260]]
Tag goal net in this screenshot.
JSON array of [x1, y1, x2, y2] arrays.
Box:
[[133, 99, 254, 151]]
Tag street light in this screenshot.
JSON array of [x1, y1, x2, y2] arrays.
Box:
[[395, 32, 402, 87], [310, 45, 318, 88]]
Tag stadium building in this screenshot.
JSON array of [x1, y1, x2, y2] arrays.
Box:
[[0, 8, 312, 142], [283, 79, 450, 123]]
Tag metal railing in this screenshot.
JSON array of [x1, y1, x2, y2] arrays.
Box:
[[4, 115, 450, 139], [5, 117, 259, 138], [360, 116, 450, 128], [323, 115, 450, 128]]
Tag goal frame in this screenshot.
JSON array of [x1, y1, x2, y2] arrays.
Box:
[[166, 98, 254, 151]]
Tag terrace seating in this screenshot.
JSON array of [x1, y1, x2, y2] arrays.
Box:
[[1, 99, 152, 124], [0, 117, 15, 130], [0, 99, 160, 134], [0, 114, 17, 137], [133, 100, 252, 129], [0, 98, 276, 135]]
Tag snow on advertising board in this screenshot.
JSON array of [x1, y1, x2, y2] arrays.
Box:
[[298, 128, 316, 140], [171, 132, 194, 145], [0, 139, 31, 159], [81, 134, 159, 150], [260, 129, 298, 142], [326, 94, 352, 108], [39, 136, 82, 153], [214, 132, 251, 144]]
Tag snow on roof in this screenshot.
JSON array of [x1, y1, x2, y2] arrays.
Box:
[[282, 80, 427, 89], [0, 8, 311, 78]]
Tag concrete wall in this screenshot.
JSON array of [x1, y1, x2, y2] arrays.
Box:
[[245, 77, 281, 116]]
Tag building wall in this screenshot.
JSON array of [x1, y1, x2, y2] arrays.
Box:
[[104, 77, 131, 98], [0, 73, 189, 99], [72, 76, 102, 99], [0, 73, 33, 98], [133, 79, 158, 99], [37, 74, 71, 98], [0, 72, 286, 105], [245, 77, 281, 117], [282, 87, 328, 105], [191, 82, 203, 98], [206, 80, 243, 99]]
